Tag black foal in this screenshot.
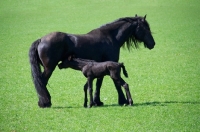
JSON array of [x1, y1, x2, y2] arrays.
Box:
[[58, 57, 133, 108]]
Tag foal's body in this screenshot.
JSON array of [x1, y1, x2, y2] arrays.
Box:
[[58, 58, 133, 108]]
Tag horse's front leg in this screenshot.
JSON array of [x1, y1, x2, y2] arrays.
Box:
[[83, 82, 88, 108], [120, 78, 133, 105], [87, 77, 94, 108], [93, 77, 104, 106]]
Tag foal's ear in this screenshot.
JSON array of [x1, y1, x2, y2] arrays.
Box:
[[135, 14, 137, 17]]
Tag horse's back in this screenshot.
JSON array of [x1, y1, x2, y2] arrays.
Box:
[[40, 32, 68, 44]]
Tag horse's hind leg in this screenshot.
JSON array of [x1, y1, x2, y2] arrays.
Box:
[[112, 79, 129, 105], [120, 78, 133, 105], [37, 41, 65, 107], [38, 66, 56, 108]]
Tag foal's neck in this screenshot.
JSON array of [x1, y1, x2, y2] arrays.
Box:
[[69, 58, 93, 71]]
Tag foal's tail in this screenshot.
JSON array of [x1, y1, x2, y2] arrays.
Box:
[[29, 39, 45, 96], [120, 63, 128, 78]]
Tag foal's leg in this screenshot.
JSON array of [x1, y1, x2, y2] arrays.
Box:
[[87, 77, 94, 108], [93, 77, 104, 106], [120, 78, 133, 105], [112, 79, 128, 105], [83, 82, 88, 108]]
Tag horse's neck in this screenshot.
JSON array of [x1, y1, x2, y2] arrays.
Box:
[[100, 21, 128, 33], [100, 21, 137, 47], [116, 22, 138, 46]]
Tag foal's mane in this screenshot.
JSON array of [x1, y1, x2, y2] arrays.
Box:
[[99, 16, 149, 50]]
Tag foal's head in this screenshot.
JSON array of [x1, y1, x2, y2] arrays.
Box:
[[58, 55, 74, 69]]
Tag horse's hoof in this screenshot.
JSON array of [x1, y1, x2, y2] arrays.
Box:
[[88, 102, 95, 108], [38, 102, 52, 108], [83, 104, 87, 108], [94, 101, 104, 106], [89, 103, 95, 108], [130, 102, 134, 106], [118, 100, 128, 106], [123, 104, 128, 106]]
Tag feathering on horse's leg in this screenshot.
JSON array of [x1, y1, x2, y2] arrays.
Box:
[[112, 79, 128, 105], [38, 66, 56, 108]]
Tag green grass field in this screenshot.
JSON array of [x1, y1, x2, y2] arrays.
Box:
[[0, 0, 200, 131]]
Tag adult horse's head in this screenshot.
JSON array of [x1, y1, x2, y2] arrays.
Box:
[[134, 15, 155, 49]]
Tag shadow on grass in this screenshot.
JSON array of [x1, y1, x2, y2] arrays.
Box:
[[52, 101, 200, 109], [133, 101, 200, 107], [52, 106, 81, 109], [102, 101, 200, 107]]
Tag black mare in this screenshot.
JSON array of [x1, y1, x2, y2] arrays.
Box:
[[58, 57, 133, 108], [29, 15, 155, 108]]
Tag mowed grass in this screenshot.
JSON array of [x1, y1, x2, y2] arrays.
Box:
[[0, 0, 200, 131]]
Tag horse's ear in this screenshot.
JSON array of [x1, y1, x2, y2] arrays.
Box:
[[135, 14, 137, 17], [144, 15, 147, 20]]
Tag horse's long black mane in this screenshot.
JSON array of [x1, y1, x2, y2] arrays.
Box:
[[99, 17, 150, 50], [99, 17, 133, 28]]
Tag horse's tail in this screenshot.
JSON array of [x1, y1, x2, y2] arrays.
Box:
[[120, 63, 128, 78], [29, 39, 45, 96]]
